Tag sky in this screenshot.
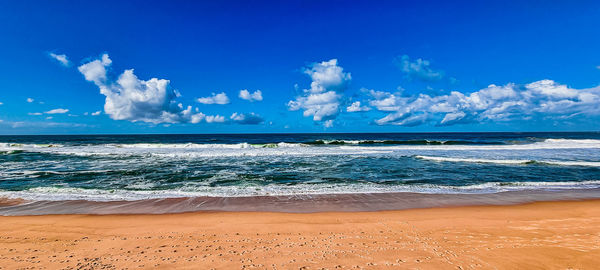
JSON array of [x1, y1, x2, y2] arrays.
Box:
[[0, 0, 599, 134]]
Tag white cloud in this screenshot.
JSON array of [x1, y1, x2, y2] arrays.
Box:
[[369, 79, 600, 126], [205, 115, 225, 123], [28, 112, 42, 116], [78, 54, 112, 84], [78, 53, 206, 124], [0, 102, 3, 105], [239, 89, 263, 102], [91, 111, 101, 116], [46, 116, 53, 120], [197, 92, 230, 105], [26, 98, 34, 103], [396, 55, 444, 81], [1, 120, 88, 129], [49, 52, 70, 66], [346, 101, 370, 112], [230, 112, 264, 125], [324, 119, 334, 128], [45, 108, 69, 114], [288, 59, 351, 123]]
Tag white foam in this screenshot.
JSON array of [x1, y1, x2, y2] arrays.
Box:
[[343, 139, 600, 151], [416, 155, 600, 167], [416, 156, 529, 164], [2, 180, 600, 202], [2, 138, 600, 159]]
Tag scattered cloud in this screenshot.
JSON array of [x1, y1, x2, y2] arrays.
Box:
[[49, 52, 70, 66], [46, 116, 53, 120], [230, 112, 264, 125], [239, 89, 263, 102], [346, 101, 370, 112], [91, 111, 101, 116], [197, 92, 230, 105], [288, 59, 351, 125], [26, 98, 34, 103], [45, 108, 69, 114], [0, 102, 3, 105], [324, 119, 334, 128], [368, 79, 600, 126], [78, 53, 207, 124], [205, 115, 225, 123], [2, 120, 88, 129], [28, 112, 43, 116], [396, 55, 444, 81]]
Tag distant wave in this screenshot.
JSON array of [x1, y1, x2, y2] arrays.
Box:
[[416, 155, 600, 167], [114, 142, 303, 149], [302, 139, 502, 145], [2, 180, 600, 201], [2, 139, 600, 158]]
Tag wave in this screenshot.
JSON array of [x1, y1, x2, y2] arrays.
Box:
[[115, 142, 304, 149], [416, 155, 600, 167], [2, 180, 600, 201], [2, 139, 600, 159], [302, 139, 502, 145], [0, 150, 24, 155]]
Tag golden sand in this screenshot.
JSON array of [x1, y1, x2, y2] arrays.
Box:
[[1, 200, 599, 269]]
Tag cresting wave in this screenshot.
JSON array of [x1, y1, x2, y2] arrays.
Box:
[[302, 139, 502, 145], [2, 138, 600, 156], [415, 156, 600, 167], [2, 180, 600, 202]]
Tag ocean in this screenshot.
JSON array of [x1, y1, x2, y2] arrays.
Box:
[[1, 132, 600, 214]]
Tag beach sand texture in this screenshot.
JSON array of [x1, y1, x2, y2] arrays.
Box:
[[1, 200, 599, 269]]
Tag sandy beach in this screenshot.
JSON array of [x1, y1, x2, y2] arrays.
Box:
[[0, 200, 598, 269]]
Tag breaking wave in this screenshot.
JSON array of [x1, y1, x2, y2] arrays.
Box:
[[1, 180, 600, 201], [416, 156, 600, 167]]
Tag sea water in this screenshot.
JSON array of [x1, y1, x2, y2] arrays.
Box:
[[1, 132, 600, 206]]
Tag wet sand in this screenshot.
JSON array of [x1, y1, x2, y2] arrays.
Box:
[[1, 200, 599, 269]]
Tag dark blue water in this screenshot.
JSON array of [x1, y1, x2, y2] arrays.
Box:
[[1, 132, 600, 202]]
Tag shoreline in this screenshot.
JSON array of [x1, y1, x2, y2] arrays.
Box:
[[1, 200, 599, 269], [2, 188, 600, 215]]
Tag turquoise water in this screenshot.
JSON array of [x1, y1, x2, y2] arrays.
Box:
[[1, 132, 600, 202]]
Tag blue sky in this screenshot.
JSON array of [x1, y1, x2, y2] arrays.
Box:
[[0, 0, 599, 134]]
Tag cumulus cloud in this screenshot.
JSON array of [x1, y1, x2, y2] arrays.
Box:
[[346, 101, 370, 112], [205, 115, 225, 123], [91, 111, 101, 116], [287, 59, 351, 125], [239, 89, 263, 102], [45, 108, 69, 114], [230, 112, 264, 125], [197, 92, 230, 105], [369, 79, 600, 126], [27, 98, 34, 103], [49, 52, 70, 66], [396, 55, 444, 81], [78, 53, 211, 124]]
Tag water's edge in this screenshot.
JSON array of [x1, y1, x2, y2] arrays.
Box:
[[2, 188, 600, 216]]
